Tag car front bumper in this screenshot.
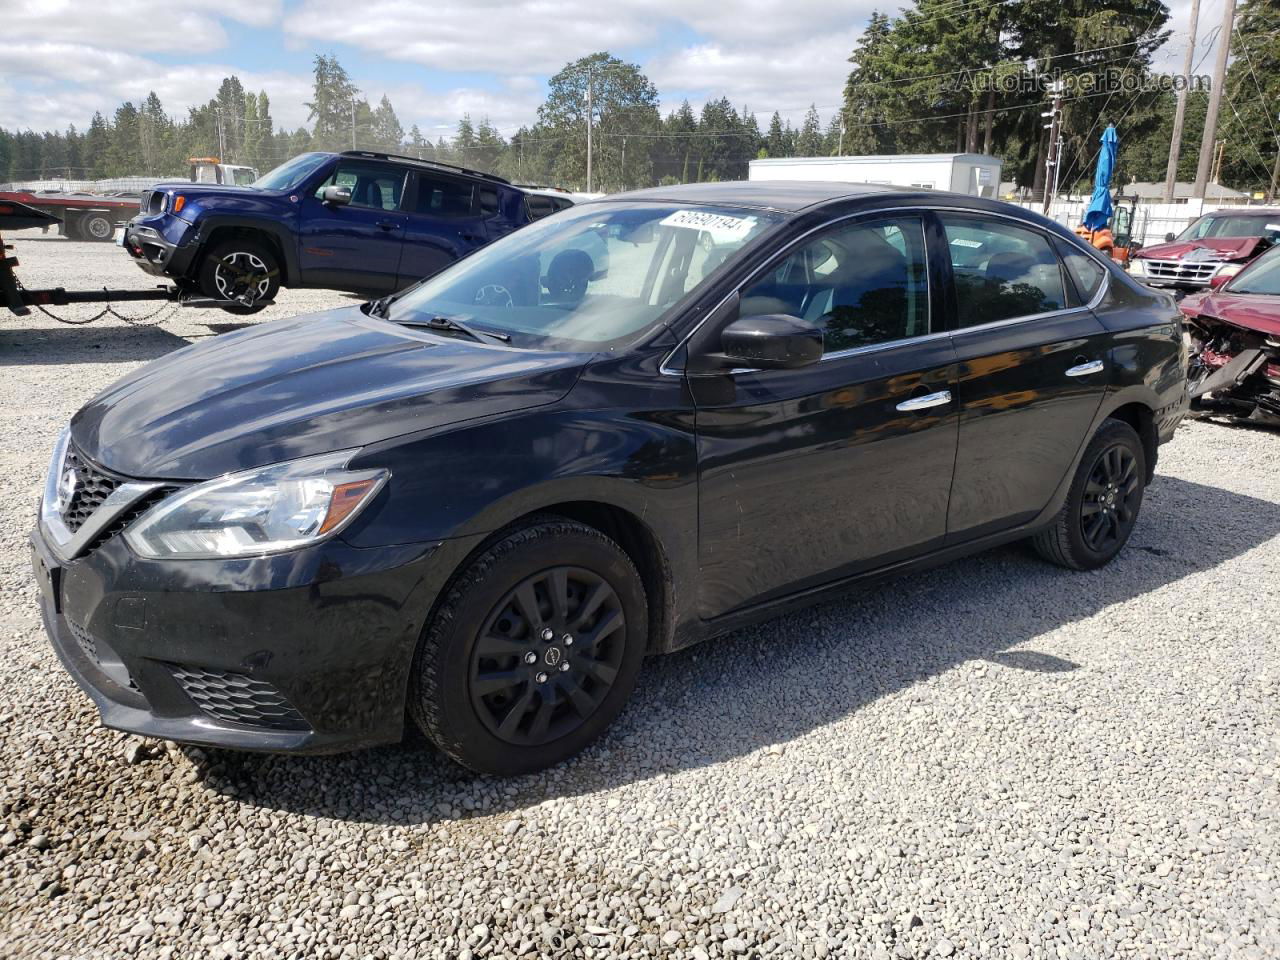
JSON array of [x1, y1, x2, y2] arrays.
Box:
[[122, 220, 198, 279], [31, 521, 452, 754]]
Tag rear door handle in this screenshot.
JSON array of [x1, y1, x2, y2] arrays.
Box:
[[1065, 360, 1104, 377], [895, 390, 952, 412]]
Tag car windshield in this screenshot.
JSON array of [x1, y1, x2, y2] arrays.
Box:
[[1177, 214, 1280, 241], [384, 201, 783, 350], [252, 153, 331, 191], [1228, 246, 1280, 296]]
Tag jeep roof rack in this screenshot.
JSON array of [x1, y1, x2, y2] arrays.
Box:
[[339, 150, 511, 185]]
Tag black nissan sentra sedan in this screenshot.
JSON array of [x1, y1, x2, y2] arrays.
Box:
[[31, 182, 1188, 774]]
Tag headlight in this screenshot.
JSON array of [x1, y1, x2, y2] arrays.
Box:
[[1128, 258, 1147, 277], [124, 450, 388, 559], [1213, 263, 1243, 281]]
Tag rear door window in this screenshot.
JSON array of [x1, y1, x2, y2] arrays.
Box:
[[411, 175, 475, 218], [526, 195, 556, 220], [940, 214, 1067, 326], [1054, 238, 1107, 306]]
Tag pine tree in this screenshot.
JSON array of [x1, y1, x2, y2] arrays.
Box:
[[306, 54, 360, 151]]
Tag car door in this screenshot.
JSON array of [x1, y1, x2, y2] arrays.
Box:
[[298, 159, 407, 293], [396, 172, 488, 287], [938, 211, 1110, 541], [689, 213, 960, 620]]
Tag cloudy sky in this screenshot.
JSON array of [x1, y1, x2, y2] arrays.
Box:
[[1, 0, 1209, 139]]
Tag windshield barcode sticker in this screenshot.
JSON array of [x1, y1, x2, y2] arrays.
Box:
[[660, 210, 758, 240], [950, 237, 984, 249]]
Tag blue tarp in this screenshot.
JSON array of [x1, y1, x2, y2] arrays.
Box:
[[1082, 125, 1118, 231]]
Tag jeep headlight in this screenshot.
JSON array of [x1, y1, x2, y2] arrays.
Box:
[[124, 450, 387, 559]]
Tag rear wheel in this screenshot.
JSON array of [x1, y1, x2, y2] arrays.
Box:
[[198, 239, 281, 314], [1033, 418, 1146, 570], [409, 518, 647, 775], [79, 213, 116, 242]]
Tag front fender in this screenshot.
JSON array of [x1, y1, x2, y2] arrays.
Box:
[[192, 212, 300, 285]]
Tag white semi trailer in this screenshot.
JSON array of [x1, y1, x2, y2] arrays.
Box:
[[749, 153, 1002, 198]]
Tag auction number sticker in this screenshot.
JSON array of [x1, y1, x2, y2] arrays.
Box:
[[950, 237, 984, 249], [660, 209, 758, 240]]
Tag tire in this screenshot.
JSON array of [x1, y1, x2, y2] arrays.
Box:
[[409, 518, 648, 775], [79, 213, 116, 242], [1032, 418, 1147, 570], [197, 238, 281, 314]]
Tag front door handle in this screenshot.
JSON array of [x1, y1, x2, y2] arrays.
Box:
[[895, 389, 952, 412], [1065, 359, 1104, 377], [376, 220, 399, 231]]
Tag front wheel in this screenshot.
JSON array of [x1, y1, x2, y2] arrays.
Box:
[[198, 239, 281, 314], [409, 518, 648, 775], [1033, 418, 1147, 570]]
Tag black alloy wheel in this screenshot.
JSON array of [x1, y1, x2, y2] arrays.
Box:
[[1032, 417, 1147, 570], [1079, 443, 1140, 553], [470, 566, 626, 746], [409, 517, 647, 775]]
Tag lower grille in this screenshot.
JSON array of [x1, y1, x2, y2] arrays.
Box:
[[65, 618, 139, 692], [170, 666, 309, 730], [66, 618, 100, 666]]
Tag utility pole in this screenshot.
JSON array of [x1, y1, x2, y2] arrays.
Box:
[[1194, 0, 1236, 200], [1041, 81, 1063, 214], [1164, 0, 1200, 202], [620, 136, 627, 191], [350, 98, 357, 150], [1269, 113, 1280, 203], [585, 71, 593, 193], [838, 116, 845, 156]]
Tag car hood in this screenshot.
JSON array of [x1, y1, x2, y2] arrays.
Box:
[[71, 307, 588, 479], [1179, 290, 1280, 338], [1135, 236, 1264, 262], [151, 181, 267, 198]]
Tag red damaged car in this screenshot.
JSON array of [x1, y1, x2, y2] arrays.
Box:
[[1131, 209, 1280, 294], [1182, 243, 1280, 424]]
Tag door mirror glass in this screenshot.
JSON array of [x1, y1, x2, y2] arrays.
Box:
[[322, 185, 352, 206], [718, 314, 823, 370]]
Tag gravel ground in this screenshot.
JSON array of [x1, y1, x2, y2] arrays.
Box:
[[2, 234, 1279, 960]]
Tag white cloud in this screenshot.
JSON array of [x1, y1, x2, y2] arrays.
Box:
[[0, 43, 312, 131], [6, 0, 282, 54], [648, 33, 857, 125]]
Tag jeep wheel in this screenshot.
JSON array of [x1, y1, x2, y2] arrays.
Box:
[[79, 213, 116, 242], [199, 239, 281, 315]]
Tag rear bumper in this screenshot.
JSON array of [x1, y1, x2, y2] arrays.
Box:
[[31, 524, 447, 754], [122, 220, 198, 279]]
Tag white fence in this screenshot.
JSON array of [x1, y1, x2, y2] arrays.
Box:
[[1011, 196, 1280, 247], [0, 177, 159, 195]]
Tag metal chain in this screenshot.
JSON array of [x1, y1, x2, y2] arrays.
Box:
[[20, 279, 178, 327]]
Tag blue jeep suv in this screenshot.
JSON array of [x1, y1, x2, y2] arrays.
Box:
[[122, 151, 548, 313]]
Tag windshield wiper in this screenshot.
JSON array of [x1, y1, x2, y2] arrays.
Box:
[[398, 314, 511, 345]]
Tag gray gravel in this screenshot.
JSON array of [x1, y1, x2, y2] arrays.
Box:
[[2, 234, 1280, 959]]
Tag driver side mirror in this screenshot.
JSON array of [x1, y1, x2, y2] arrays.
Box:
[[322, 185, 352, 206], [1164, 232, 1176, 243], [713, 314, 824, 370]]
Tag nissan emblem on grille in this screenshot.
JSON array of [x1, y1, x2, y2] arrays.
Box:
[[54, 466, 78, 514]]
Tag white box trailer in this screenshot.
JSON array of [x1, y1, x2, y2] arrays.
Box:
[[748, 153, 1003, 198]]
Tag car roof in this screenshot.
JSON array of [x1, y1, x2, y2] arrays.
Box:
[[604, 180, 904, 213], [1202, 208, 1280, 216]]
